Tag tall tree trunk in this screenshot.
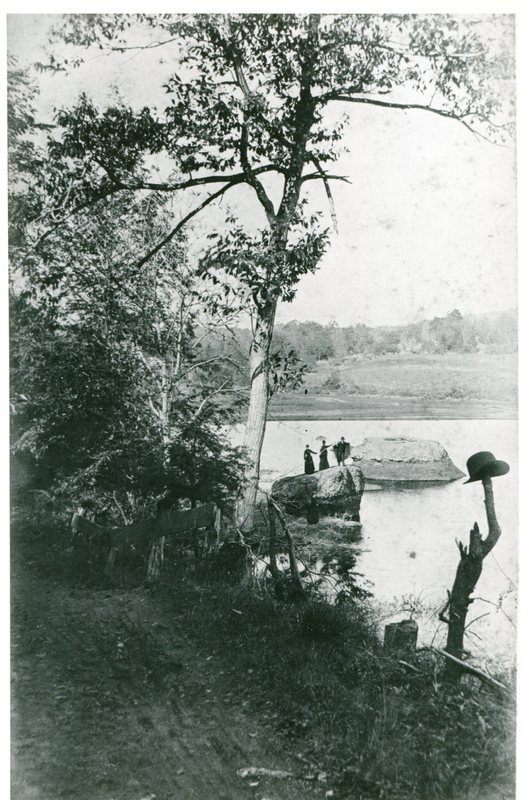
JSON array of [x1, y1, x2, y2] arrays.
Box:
[[229, 23, 316, 533], [236, 303, 276, 532]]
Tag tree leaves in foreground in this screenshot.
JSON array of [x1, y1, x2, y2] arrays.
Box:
[[9, 74, 246, 518]]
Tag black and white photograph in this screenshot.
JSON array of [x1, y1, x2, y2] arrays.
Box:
[[7, 5, 520, 799]]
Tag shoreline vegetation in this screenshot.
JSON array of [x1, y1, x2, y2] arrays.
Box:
[[208, 312, 517, 424]]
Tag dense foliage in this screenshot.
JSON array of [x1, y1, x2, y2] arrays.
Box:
[[9, 71, 247, 520]]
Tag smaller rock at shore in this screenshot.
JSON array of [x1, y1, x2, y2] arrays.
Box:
[[271, 465, 364, 519], [347, 436, 464, 482]]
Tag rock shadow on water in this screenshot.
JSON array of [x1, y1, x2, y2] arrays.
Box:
[[288, 514, 364, 568], [285, 515, 372, 603], [363, 477, 463, 493]]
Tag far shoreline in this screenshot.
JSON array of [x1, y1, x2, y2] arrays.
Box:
[[265, 394, 517, 421]]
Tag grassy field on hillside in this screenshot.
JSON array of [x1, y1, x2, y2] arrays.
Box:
[[270, 353, 517, 420]]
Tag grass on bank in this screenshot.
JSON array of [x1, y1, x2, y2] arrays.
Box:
[[154, 555, 515, 800], [268, 352, 517, 420], [303, 353, 518, 402], [13, 507, 516, 800]]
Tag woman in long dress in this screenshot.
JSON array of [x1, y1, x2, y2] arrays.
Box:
[[304, 445, 316, 475], [319, 441, 330, 470]]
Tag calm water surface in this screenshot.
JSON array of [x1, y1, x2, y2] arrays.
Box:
[[233, 419, 518, 666]]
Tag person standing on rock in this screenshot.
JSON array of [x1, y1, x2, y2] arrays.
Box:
[[319, 441, 330, 470], [335, 436, 347, 465], [304, 445, 317, 475]]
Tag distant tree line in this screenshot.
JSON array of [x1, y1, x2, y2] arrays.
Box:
[[200, 308, 517, 380]]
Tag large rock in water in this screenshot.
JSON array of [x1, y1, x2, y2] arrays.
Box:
[[347, 437, 464, 482], [271, 465, 364, 519]]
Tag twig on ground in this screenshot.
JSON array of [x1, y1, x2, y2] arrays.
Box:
[[237, 767, 294, 780], [422, 645, 508, 692]]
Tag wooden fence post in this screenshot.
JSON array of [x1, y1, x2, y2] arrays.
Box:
[[146, 537, 165, 584], [105, 546, 119, 577], [213, 504, 221, 549]]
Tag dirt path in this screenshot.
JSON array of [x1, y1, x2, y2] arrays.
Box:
[[11, 569, 325, 800]]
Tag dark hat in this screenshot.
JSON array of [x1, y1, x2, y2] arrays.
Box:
[[463, 451, 510, 484]]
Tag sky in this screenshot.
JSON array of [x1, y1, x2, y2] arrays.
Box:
[[6, 12, 518, 328]]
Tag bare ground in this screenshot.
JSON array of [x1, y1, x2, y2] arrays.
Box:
[[11, 566, 326, 800]]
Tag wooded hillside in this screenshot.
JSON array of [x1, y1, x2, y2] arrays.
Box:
[[199, 307, 517, 387]]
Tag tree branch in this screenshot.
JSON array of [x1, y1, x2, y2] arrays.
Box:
[[481, 478, 502, 557], [277, 15, 320, 224], [133, 181, 240, 270], [309, 154, 338, 233], [226, 22, 277, 224], [316, 82, 363, 101], [148, 397, 163, 421], [300, 172, 352, 184], [423, 645, 508, 692], [122, 164, 284, 193], [110, 36, 180, 52], [268, 496, 304, 596], [320, 36, 486, 60], [36, 164, 284, 245], [325, 95, 502, 145], [178, 354, 245, 381], [187, 380, 230, 424], [239, 124, 277, 223]]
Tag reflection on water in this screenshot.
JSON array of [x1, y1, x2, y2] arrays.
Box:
[[233, 418, 518, 666]]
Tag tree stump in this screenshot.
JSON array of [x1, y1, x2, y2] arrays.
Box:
[[442, 478, 503, 682], [384, 619, 418, 655]]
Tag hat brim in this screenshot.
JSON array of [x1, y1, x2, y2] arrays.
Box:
[[463, 460, 510, 484]]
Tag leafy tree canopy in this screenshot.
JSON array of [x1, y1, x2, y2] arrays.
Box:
[[31, 13, 513, 265]]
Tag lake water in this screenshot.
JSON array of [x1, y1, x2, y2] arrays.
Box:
[[233, 419, 518, 667]]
